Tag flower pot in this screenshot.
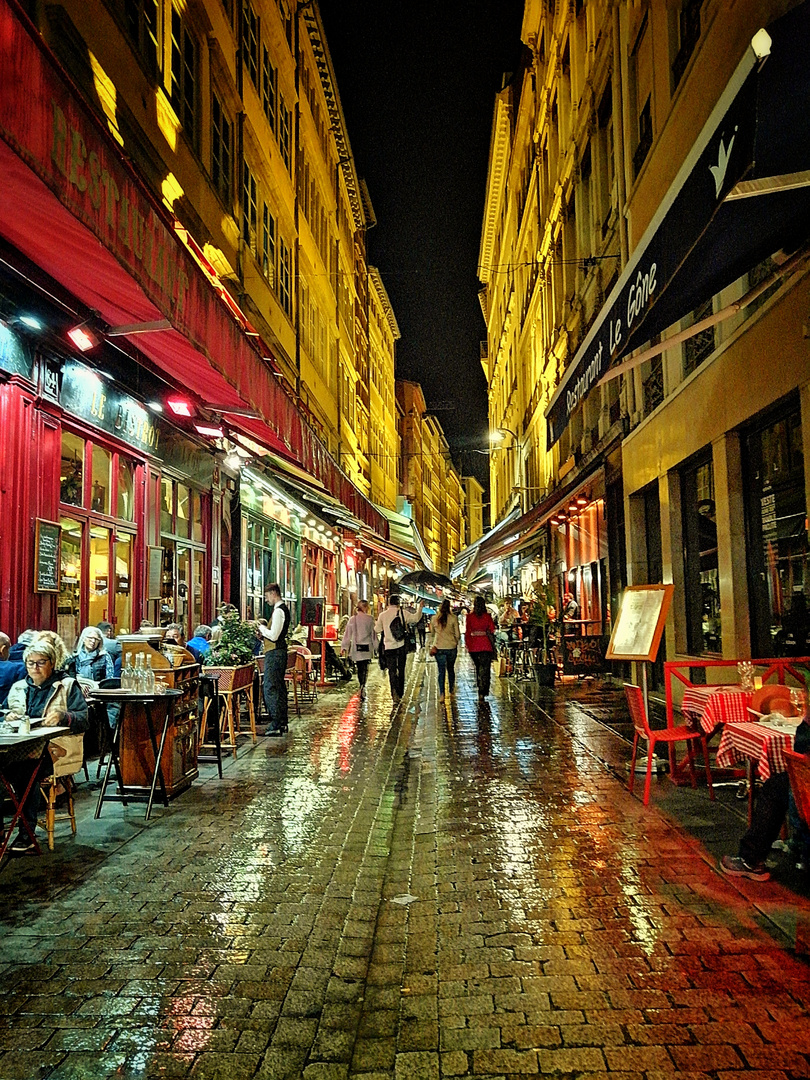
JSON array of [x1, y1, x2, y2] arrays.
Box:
[[534, 662, 556, 689]]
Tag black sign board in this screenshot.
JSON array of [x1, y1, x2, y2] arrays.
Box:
[[0, 325, 34, 381], [301, 597, 324, 626], [34, 518, 61, 593], [60, 359, 159, 455]]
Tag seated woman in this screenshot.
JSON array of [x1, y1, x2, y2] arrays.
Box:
[[4, 640, 89, 854], [68, 627, 114, 683]]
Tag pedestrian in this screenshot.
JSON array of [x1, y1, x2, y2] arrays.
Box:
[[68, 626, 114, 682], [428, 599, 460, 702], [416, 610, 427, 651], [256, 583, 291, 735], [375, 595, 423, 706], [4, 640, 89, 853], [465, 595, 497, 701], [341, 600, 377, 700]]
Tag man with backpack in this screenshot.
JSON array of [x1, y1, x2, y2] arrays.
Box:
[[375, 595, 423, 707]]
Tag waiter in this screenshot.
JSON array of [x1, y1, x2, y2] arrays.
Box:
[[257, 583, 291, 736]]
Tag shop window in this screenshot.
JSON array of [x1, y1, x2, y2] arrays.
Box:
[[88, 526, 112, 628], [58, 517, 82, 651], [91, 445, 111, 515], [177, 483, 190, 538], [161, 476, 174, 535], [117, 458, 135, 521], [60, 432, 85, 506], [745, 403, 807, 657], [115, 532, 133, 634], [191, 489, 203, 543], [682, 455, 721, 654]]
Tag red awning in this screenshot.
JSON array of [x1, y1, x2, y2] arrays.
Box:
[[0, 0, 386, 538]]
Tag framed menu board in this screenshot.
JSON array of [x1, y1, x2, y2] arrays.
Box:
[[34, 518, 61, 593], [147, 545, 163, 601], [606, 585, 674, 662]]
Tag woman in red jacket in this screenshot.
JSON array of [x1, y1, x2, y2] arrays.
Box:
[[465, 595, 496, 700]]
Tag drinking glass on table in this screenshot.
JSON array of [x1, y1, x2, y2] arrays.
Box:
[[790, 687, 807, 717], [737, 661, 755, 691]]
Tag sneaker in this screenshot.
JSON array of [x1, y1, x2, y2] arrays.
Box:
[[9, 835, 37, 854], [720, 855, 770, 881]]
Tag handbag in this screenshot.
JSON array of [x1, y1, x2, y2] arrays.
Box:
[[390, 613, 405, 641], [486, 629, 497, 651], [356, 643, 370, 654], [377, 639, 387, 671]]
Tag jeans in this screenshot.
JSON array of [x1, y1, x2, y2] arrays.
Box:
[[471, 651, 493, 697], [435, 648, 457, 694], [356, 659, 370, 688], [263, 648, 288, 731], [740, 772, 789, 866], [386, 645, 407, 699]]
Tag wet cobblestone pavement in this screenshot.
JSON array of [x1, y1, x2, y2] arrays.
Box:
[[1, 652, 810, 1079]]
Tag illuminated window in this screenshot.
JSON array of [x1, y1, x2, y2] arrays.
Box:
[[262, 203, 276, 284], [171, 9, 197, 147], [243, 0, 259, 87], [262, 47, 276, 132], [278, 234, 292, 316], [242, 162, 258, 256], [211, 93, 232, 206], [278, 97, 292, 173], [60, 432, 85, 506]]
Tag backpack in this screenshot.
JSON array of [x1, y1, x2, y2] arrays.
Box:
[[390, 613, 405, 641]]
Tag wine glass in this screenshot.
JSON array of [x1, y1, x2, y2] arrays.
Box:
[[737, 661, 754, 691], [789, 687, 807, 717]]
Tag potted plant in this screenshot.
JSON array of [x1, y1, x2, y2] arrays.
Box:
[[528, 580, 557, 689], [203, 608, 257, 691]]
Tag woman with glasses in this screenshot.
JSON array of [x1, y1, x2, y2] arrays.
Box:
[[68, 627, 114, 683], [4, 640, 88, 854]]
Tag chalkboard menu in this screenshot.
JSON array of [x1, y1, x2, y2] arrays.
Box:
[[34, 518, 61, 593]]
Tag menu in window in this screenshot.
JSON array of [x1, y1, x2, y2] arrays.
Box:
[[606, 585, 673, 662], [34, 518, 61, 593]]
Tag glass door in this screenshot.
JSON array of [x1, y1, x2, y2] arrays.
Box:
[[58, 516, 83, 651]]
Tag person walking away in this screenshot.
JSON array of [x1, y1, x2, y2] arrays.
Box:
[[465, 596, 497, 700], [341, 600, 377, 700], [4, 640, 89, 853], [375, 595, 423, 706], [428, 600, 461, 702], [416, 611, 427, 651], [257, 583, 291, 735]]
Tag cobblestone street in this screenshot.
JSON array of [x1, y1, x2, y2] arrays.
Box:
[[1, 652, 810, 1080]]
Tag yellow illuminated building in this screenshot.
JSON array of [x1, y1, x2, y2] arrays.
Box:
[[480, 0, 810, 670], [396, 380, 466, 576], [38, 0, 397, 490]]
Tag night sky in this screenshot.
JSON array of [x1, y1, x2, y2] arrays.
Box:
[[318, 1, 524, 487]]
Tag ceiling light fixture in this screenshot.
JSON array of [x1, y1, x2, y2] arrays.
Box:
[[67, 323, 100, 352], [194, 424, 224, 438], [167, 398, 194, 417]]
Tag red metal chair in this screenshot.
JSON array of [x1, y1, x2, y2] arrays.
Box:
[[625, 683, 715, 805], [785, 748, 810, 828]]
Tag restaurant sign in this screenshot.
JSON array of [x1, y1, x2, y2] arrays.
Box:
[[60, 359, 158, 454], [0, 322, 34, 380]]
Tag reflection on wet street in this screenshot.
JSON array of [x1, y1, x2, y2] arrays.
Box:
[[1, 651, 809, 1078]]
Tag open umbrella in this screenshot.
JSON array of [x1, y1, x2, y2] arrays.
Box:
[[397, 569, 453, 590]]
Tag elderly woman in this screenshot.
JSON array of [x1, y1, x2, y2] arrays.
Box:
[[4, 640, 88, 854], [68, 627, 114, 682], [32, 630, 69, 672]]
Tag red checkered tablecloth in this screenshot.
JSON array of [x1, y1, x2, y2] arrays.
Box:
[[715, 721, 796, 780], [681, 685, 754, 733]]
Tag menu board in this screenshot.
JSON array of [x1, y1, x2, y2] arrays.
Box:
[[606, 585, 674, 662], [34, 518, 61, 593], [147, 546, 163, 601]]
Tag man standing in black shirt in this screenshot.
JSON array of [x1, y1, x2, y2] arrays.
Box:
[[257, 583, 290, 736]]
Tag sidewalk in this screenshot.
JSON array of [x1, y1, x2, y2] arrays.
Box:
[[0, 650, 809, 1079]]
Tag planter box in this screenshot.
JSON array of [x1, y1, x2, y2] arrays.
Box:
[[205, 663, 255, 693], [534, 663, 557, 689]]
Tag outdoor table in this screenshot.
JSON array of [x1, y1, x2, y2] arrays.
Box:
[[0, 725, 69, 858], [681, 685, 754, 733], [715, 715, 799, 824], [89, 688, 181, 821]]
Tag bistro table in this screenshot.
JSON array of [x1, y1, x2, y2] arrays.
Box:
[[681, 684, 754, 733], [89, 688, 181, 821], [715, 714, 800, 824], [0, 724, 69, 859]]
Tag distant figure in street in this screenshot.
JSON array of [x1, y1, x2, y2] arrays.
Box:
[[465, 596, 496, 701], [341, 600, 377, 700], [375, 595, 423, 707], [428, 599, 461, 703]]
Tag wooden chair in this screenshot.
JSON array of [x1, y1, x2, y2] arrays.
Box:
[[785, 749, 810, 828], [625, 683, 714, 806], [285, 651, 301, 716], [38, 734, 84, 850]]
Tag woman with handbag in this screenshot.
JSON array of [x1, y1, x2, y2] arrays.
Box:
[[341, 600, 377, 700], [428, 599, 460, 702], [465, 595, 497, 700]]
